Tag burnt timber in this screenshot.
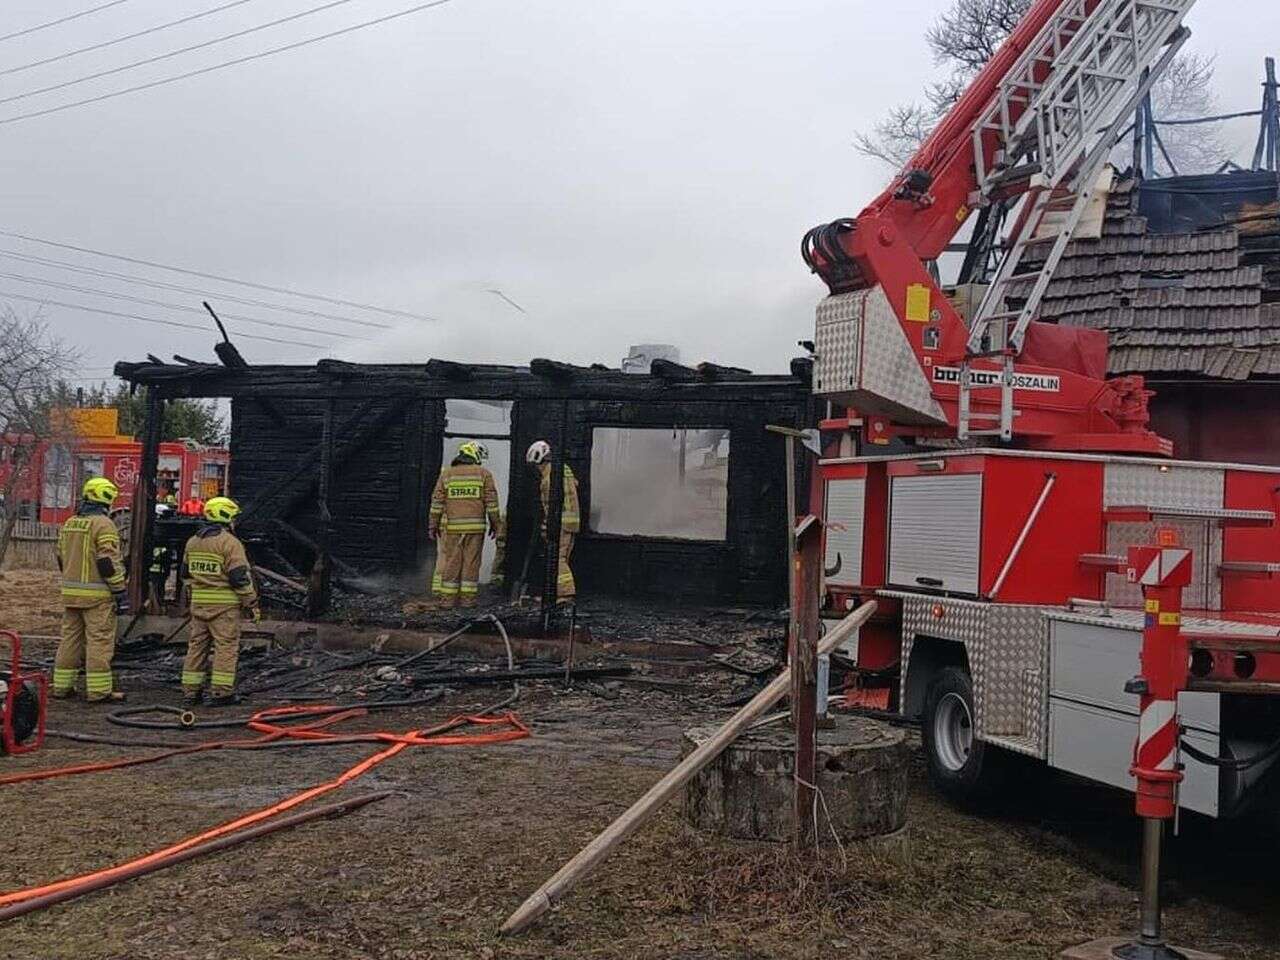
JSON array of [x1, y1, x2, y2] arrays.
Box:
[[115, 357, 816, 613]]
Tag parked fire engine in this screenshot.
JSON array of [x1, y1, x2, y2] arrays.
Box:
[[803, 2, 1280, 950], [0, 408, 229, 525], [801, 0, 1280, 815]]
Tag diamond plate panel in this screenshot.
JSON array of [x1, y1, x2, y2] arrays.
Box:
[[812, 287, 947, 426], [1105, 519, 1221, 610], [1048, 608, 1280, 636], [814, 293, 860, 396], [1104, 462, 1224, 509], [894, 593, 1049, 758]]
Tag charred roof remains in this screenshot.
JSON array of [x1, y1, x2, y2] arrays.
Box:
[[115, 356, 816, 619]]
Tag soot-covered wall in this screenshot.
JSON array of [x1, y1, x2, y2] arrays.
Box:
[[229, 397, 445, 574], [220, 371, 811, 605], [507, 396, 811, 605]]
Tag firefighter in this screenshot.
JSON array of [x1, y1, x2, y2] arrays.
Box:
[[181, 496, 260, 705], [526, 440, 579, 603], [490, 511, 508, 588], [148, 542, 173, 609], [53, 477, 129, 702], [428, 441, 501, 608]]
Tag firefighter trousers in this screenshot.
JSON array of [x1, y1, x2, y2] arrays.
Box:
[[437, 531, 484, 606], [183, 607, 242, 695], [54, 601, 118, 699], [555, 531, 576, 601]]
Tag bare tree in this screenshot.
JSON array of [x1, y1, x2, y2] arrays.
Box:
[[0, 308, 78, 565], [855, 0, 1222, 173]]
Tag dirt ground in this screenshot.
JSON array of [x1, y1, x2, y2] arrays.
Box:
[[2, 573, 1279, 959], [0, 568, 65, 637]]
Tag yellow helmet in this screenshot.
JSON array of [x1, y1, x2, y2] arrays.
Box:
[[83, 476, 120, 506], [458, 441, 487, 464], [203, 496, 241, 524]]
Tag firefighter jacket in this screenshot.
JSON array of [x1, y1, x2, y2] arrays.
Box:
[[58, 503, 126, 607], [539, 463, 580, 534], [184, 524, 258, 613], [429, 462, 500, 536]]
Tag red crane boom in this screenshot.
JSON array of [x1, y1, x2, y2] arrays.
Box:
[[804, 0, 1196, 455]]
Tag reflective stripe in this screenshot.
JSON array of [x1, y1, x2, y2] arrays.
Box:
[[85, 672, 113, 692], [181, 671, 205, 686], [459, 582, 479, 595], [191, 587, 239, 605], [431, 573, 442, 589], [61, 582, 111, 597], [52, 668, 78, 691], [557, 574, 575, 584], [445, 521, 487, 533], [211, 671, 235, 687], [438, 583, 459, 596]]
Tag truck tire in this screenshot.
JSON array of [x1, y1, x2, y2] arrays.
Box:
[[922, 665, 1005, 804]]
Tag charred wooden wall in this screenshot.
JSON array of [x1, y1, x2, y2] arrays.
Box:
[[229, 397, 445, 574], [507, 396, 811, 605]]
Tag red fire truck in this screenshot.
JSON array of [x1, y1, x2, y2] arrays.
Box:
[[0, 408, 229, 525], [802, 0, 1277, 949], [799, 0, 1278, 806]]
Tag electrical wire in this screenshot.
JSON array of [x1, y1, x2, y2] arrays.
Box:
[[1, 0, 264, 78], [0, 0, 364, 106], [0, 0, 133, 44], [0, 0, 456, 129], [0, 230, 436, 322], [0, 288, 325, 349], [0, 269, 368, 341], [0, 249, 393, 330]]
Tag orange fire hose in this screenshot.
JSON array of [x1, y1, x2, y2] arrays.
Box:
[[0, 703, 530, 910]]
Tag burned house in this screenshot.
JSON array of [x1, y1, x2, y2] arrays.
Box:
[[114, 356, 816, 613], [1014, 168, 1280, 463]]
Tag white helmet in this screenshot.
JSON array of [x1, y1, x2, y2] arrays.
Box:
[[473, 441, 490, 462], [526, 440, 551, 464]]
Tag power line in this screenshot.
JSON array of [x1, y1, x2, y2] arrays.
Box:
[[0, 230, 437, 322], [0, 249, 394, 330], [0, 0, 360, 105], [1, 0, 264, 78], [0, 0, 133, 44], [0, 289, 326, 349], [0, 0, 455, 129], [0, 269, 370, 340]]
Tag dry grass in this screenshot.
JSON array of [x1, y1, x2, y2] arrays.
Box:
[[0, 568, 1277, 958]]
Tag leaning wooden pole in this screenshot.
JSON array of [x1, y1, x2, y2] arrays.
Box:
[[500, 599, 877, 937]]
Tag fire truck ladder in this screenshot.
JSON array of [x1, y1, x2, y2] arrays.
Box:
[[957, 0, 1195, 441]]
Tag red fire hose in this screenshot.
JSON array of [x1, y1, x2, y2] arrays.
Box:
[[0, 701, 530, 913]]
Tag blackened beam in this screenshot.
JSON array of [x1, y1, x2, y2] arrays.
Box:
[[696, 361, 753, 380], [650, 358, 699, 381], [112, 362, 807, 402], [273, 518, 361, 579], [409, 665, 632, 688]]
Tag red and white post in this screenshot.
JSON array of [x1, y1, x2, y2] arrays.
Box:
[[1114, 544, 1193, 960]]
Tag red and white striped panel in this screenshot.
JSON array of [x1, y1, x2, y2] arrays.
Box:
[[1136, 548, 1192, 587], [1137, 698, 1179, 774]]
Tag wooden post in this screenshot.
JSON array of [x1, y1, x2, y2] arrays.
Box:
[[792, 515, 822, 845], [500, 601, 878, 937], [308, 400, 336, 616], [128, 388, 165, 613]]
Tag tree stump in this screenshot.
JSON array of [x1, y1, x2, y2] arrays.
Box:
[[682, 716, 908, 843]]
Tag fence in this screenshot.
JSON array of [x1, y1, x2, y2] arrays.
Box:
[[2, 519, 59, 571]]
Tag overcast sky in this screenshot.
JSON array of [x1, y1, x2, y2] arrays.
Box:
[[2, 0, 1277, 383]]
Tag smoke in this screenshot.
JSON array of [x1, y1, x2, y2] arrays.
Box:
[[590, 427, 727, 540]]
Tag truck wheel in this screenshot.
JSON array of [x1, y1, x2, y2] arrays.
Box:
[[922, 666, 1004, 803]]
